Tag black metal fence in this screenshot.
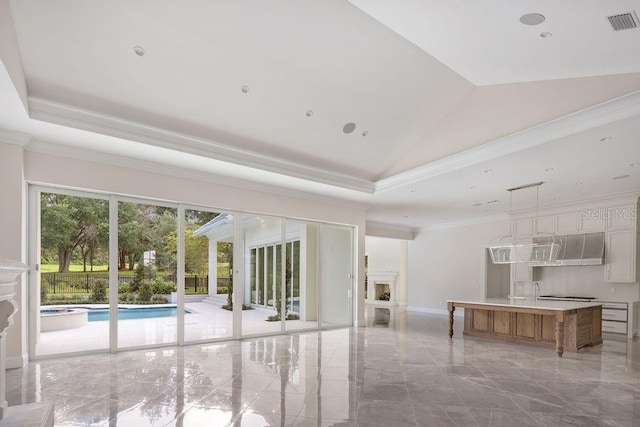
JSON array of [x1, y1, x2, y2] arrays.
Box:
[[41, 272, 231, 294]]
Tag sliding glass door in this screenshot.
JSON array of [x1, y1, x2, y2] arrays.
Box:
[[31, 186, 355, 358], [241, 214, 283, 336], [117, 201, 177, 350], [320, 225, 353, 328], [35, 191, 110, 357], [183, 209, 234, 342], [285, 220, 318, 332]]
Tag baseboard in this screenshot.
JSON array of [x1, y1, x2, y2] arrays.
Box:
[[6, 353, 28, 369], [406, 306, 464, 317]]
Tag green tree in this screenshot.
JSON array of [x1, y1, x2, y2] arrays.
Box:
[[40, 194, 108, 272]]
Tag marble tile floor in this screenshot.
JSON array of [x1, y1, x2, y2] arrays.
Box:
[[5, 307, 640, 426]]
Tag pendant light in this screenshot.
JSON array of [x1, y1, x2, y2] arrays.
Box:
[[489, 182, 561, 264]]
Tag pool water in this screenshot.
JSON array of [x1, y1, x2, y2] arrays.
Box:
[[88, 307, 185, 322]]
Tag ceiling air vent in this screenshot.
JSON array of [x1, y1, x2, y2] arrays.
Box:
[[607, 11, 639, 31]]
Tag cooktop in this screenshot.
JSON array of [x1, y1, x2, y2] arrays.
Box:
[[539, 295, 597, 301]]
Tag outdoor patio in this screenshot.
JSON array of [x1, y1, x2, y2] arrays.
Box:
[[37, 299, 319, 356]]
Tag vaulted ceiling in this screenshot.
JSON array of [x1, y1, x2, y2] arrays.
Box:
[[1, 0, 640, 232]]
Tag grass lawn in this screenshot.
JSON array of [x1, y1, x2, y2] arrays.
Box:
[[41, 263, 231, 276], [40, 264, 109, 273]]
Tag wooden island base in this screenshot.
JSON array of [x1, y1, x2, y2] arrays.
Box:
[[447, 301, 602, 357]]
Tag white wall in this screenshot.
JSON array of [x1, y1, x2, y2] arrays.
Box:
[[366, 236, 402, 271], [407, 219, 510, 313]]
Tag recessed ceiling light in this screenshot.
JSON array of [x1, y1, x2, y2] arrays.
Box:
[[483, 169, 493, 174], [575, 182, 583, 186], [545, 167, 554, 172], [362, 131, 369, 137], [600, 136, 612, 142], [520, 13, 546, 26], [133, 46, 145, 56], [630, 162, 640, 167], [472, 203, 482, 207], [306, 110, 314, 117], [410, 190, 417, 193], [241, 85, 250, 93], [343, 122, 356, 134], [469, 186, 477, 190], [613, 174, 630, 180], [540, 32, 553, 38], [403, 215, 409, 218]]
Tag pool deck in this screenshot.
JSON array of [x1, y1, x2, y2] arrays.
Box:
[[36, 300, 318, 356]]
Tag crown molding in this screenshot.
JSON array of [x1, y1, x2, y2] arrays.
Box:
[[420, 213, 508, 232], [365, 221, 416, 240], [376, 90, 640, 192], [27, 97, 375, 194], [0, 128, 32, 146], [25, 140, 370, 211]]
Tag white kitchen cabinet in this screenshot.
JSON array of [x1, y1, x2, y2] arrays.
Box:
[[513, 218, 533, 237], [600, 301, 639, 338], [579, 210, 606, 232], [555, 212, 580, 234], [607, 204, 636, 230], [534, 215, 555, 234], [605, 229, 636, 283], [602, 320, 627, 334]]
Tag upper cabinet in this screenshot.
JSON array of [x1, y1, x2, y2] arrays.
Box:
[[513, 218, 533, 237], [515, 210, 609, 237], [606, 229, 636, 283], [607, 204, 635, 230], [534, 216, 555, 234], [509, 197, 638, 283], [580, 209, 607, 232], [556, 212, 580, 234]]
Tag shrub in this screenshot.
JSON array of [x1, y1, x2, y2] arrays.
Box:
[[151, 295, 168, 304], [90, 279, 108, 302], [138, 279, 153, 302], [132, 264, 145, 292], [118, 282, 131, 294], [40, 282, 48, 303], [44, 294, 88, 304], [152, 277, 175, 294]]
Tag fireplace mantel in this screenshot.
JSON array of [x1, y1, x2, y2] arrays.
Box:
[[0, 260, 54, 427], [366, 271, 398, 306]]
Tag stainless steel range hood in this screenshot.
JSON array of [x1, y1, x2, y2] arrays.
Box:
[[532, 232, 605, 266]]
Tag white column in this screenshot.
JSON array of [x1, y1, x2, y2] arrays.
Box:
[[0, 142, 28, 370], [399, 240, 409, 306], [208, 239, 218, 296]]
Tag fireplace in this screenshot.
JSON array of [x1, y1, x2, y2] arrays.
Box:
[[366, 272, 397, 305], [374, 283, 391, 301]]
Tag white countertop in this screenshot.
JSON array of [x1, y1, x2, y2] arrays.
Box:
[[447, 297, 602, 311]]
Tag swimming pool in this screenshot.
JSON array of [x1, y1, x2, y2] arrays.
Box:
[[88, 307, 187, 322]]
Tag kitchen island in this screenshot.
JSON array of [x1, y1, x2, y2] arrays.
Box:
[[447, 298, 602, 357]]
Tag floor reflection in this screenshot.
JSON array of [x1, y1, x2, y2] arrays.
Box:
[[5, 310, 640, 426]]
